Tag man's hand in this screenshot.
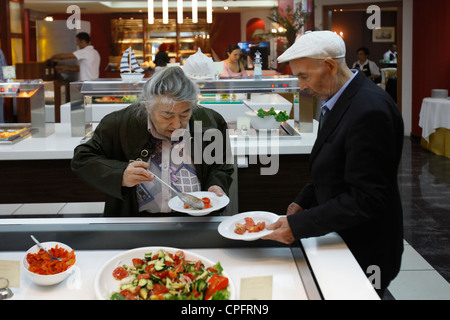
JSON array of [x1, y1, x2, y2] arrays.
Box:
[[262, 217, 295, 244], [122, 160, 152, 187]]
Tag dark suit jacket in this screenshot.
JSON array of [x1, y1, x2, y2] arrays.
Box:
[[288, 71, 404, 291]]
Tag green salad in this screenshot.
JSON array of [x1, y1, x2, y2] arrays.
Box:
[[256, 107, 289, 122], [110, 249, 230, 300]]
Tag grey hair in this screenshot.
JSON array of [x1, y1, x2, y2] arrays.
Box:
[[139, 67, 199, 112]]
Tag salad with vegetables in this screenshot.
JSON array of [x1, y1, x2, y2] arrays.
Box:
[[256, 107, 289, 122], [110, 249, 230, 300]]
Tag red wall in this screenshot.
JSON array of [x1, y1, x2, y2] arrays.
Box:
[[411, 0, 450, 136], [209, 13, 241, 60]]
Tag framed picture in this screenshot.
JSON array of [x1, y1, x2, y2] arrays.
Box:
[[372, 27, 395, 43]]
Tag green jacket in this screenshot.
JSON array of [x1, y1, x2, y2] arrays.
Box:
[[71, 103, 234, 216]]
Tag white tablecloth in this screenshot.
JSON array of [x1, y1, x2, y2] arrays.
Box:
[[419, 97, 450, 142]]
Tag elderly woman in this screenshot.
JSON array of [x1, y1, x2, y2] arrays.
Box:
[[71, 67, 234, 216]]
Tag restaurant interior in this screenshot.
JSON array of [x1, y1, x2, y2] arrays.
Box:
[[0, 0, 449, 300]]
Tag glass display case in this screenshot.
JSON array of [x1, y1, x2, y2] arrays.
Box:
[[0, 80, 55, 139], [69, 76, 302, 137]]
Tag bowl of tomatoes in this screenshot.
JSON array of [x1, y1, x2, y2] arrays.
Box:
[[22, 241, 76, 286]]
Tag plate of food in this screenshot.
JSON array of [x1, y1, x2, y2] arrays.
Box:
[[168, 191, 229, 216], [94, 246, 235, 300], [218, 211, 280, 241]]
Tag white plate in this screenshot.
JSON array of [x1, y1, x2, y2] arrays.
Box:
[[218, 211, 280, 241], [94, 246, 235, 300], [168, 191, 229, 216]]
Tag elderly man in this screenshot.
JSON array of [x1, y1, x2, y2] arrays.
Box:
[[264, 31, 404, 297]]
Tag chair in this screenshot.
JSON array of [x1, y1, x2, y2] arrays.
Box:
[[380, 68, 397, 90]]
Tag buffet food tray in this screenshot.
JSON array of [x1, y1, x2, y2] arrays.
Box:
[[227, 120, 301, 139], [0, 123, 32, 144]]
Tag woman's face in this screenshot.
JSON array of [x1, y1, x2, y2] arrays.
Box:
[[227, 49, 241, 62], [148, 97, 192, 139]]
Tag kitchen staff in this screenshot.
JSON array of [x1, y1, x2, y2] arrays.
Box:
[[263, 31, 404, 298], [352, 47, 381, 83], [71, 67, 233, 216], [50, 32, 100, 81]]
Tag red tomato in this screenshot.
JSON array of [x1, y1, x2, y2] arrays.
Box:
[[120, 289, 137, 300], [132, 258, 144, 267], [168, 270, 178, 281], [248, 225, 260, 233], [205, 275, 228, 300], [112, 266, 129, 280], [174, 263, 185, 273], [183, 272, 196, 281], [202, 197, 211, 205], [194, 260, 203, 271], [137, 273, 150, 280], [152, 283, 169, 295], [174, 250, 185, 261], [257, 221, 266, 231], [244, 217, 255, 228], [234, 223, 246, 235]]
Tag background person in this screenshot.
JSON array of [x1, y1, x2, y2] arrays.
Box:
[[263, 31, 404, 297], [220, 44, 248, 77], [383, 44, 397, 62], [71, 67, 233, 216], [352, 47, 381, 83], [153, 43, 170, 68], [50, 32, 100, 81]]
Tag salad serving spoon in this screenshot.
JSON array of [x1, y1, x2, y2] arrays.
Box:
[[30, 235, 62, 261], [148, 170, 205, 210]]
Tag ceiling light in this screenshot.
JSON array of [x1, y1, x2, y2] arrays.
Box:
[[192, 0, 198, 23], [177, 0, 183, 24], [207, 0, 212, 23], [148, 0, 154, 24], [163, 0, 168, 24]]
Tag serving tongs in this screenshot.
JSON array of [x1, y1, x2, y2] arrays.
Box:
[[148, 170, 205, 210]]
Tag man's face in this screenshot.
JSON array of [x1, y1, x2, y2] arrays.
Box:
[[148, 98, 192, 139], [76, 38, 87, 49], [290, 58, 337, 101]]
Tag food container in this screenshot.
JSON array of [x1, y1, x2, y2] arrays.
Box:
[[22, 241, 76, 286], [431, 89, 448, 99], [245, 111, 282, 130], [0, 124, 32, 145]]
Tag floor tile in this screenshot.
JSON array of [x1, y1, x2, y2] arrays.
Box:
[[0, 204, 23, 215], [400, 243, 434, 271], [13, 203, 66, 215], [388, 270, 450, 300], [58, 202, 105, 214]]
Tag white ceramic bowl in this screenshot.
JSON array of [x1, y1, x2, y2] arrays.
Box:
[[245, 111, 281, 130], [22, 241, 76, 286], [94, 246, 236, 300]]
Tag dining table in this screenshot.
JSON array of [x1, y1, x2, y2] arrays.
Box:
[[419, 97, 450, 158]]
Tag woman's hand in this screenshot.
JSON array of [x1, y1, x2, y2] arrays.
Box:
[[122, 160, 153, 187], [208, 185, 225, 197]]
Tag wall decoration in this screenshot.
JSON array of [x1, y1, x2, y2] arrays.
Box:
[[372, 27, 395, 42]]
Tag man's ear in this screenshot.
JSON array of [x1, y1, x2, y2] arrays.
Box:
[[323, 58, 338, 75]]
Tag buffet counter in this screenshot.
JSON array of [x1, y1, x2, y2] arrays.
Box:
[[0, 217, 379, 300], [0, 121, 316, 161]]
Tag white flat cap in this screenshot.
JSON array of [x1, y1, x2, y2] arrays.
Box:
[[277, 30, 346, 63]]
